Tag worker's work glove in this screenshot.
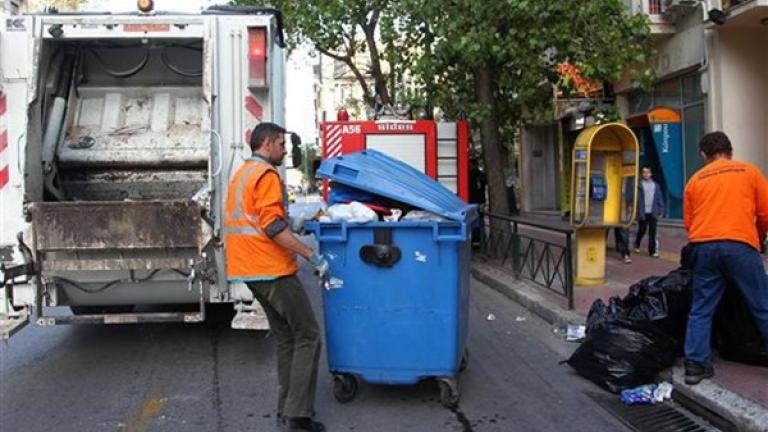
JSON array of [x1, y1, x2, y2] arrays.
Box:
[[309, 252, 330, 280]]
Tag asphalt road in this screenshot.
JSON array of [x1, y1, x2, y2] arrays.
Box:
[[0, 264, 631, 432], [1, 199, 631, 432]]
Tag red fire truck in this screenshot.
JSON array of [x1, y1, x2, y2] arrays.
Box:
[[320, 115, 470, 202]]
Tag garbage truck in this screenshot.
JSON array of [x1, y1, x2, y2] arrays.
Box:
[[0, 4, 297, 338]]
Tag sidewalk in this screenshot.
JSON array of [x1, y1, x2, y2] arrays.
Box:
[[472, 216, 768, 432]]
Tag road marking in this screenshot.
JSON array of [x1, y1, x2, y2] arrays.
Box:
[[120, 394, 166, 432]]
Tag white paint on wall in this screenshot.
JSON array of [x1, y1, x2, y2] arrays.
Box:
[[715, 29, 768, 174]]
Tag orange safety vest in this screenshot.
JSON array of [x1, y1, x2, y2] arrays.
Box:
[[224, 158, 298, 281]]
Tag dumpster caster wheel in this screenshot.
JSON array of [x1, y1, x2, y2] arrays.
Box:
[[458, 349, 469, 373], [333, 374, 357, 403], [437, 377, 460, 408]]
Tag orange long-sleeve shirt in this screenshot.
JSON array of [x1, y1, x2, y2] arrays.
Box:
[[684, 159, 768, 251]]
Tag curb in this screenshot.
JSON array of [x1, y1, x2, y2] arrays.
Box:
[[471, 262, 584, 328], [472, 261, 768, 432]]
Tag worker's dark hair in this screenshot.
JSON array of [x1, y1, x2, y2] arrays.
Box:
[[249, 122, 286, 152], [641, 165, 652, 171], [699, 131, 732, 159]]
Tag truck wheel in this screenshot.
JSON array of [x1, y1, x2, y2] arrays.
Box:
[[437, 377, 460, 408], [332, 374, 358, 403]]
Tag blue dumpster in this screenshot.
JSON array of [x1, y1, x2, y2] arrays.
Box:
[[305, 150, 477, 408]]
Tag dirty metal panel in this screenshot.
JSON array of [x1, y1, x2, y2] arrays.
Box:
[[29, 201, 201, 251], [587, 392, 719, 432], [59, 169, 206, 201], [41, 258, 193, 272], [58, 87, 207, 167]]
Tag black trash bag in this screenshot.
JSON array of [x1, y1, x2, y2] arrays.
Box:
[[713, 284, 768, 367], [585, 269, 692, 351], [567, 319, 679, 393], [586, 296, 627, 333], [621, 270, 692, 350]]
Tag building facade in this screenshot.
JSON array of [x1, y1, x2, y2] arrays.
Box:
[[519, 0, 767, 220]]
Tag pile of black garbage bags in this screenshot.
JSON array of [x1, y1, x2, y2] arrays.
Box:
[[567, 245, 768, 393]]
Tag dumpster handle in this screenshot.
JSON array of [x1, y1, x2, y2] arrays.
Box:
[[432, 223, 467, 242], [314, 223, 348, 242]]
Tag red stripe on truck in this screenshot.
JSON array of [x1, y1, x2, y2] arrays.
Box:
[[0, 130, 7, 153], [245, 96, 263, 121], [0, 165, 8, 189]]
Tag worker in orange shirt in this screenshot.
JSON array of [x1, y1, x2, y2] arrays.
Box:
[[224, 122, 328, 432], [683, 131, 768, 385]]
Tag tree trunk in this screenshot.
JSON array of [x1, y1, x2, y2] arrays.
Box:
[[474, 64, 510, 226], [362, 21, 392, 107]]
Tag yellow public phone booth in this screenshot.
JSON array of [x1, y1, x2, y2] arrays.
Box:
[[570, 122, 639, 285]]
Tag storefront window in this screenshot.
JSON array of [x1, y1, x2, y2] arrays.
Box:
[[629, 90, 653, 114], [682, 74, 703, 105], [654, 79, 680, 109]]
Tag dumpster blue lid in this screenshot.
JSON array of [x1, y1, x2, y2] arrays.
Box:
[[316, 149, 477, 222]]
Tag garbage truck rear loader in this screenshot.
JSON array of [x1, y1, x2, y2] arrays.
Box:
[[0, 5, 291, 338]]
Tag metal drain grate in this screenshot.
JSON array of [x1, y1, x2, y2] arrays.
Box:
[[587, 392, 719, 432]]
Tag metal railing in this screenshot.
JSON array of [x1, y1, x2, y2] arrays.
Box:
[[477, 212, 575, 310]]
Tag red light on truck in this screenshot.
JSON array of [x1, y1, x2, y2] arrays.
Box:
[[248, 27, 267, 88], [337, 108, 349, 121]]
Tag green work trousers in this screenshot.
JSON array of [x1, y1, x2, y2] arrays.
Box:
[[247, 276, 321, 418]]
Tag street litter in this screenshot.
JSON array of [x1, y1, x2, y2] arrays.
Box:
[[515, 316, 527, 322], [619, 382, 673, 405], [487, 313, 496, 321], [565, 324, 585, 342]]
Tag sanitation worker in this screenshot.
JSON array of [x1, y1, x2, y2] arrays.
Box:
[[224, 122, 328, 431], [683, 131, 768, 385]]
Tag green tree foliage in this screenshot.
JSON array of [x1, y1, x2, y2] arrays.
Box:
[[397, 0, 652, 217], [238, 0, 651, 218]]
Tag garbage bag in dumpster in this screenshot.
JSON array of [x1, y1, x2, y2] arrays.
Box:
[[567, 320, 679, 393], [305, 150, 477, 408]]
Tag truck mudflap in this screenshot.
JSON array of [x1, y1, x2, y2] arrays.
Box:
[[1, 234, 36, 339], [0, 282, 30, 339]]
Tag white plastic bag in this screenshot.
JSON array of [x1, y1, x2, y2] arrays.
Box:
[[402, 210, 446, 221], [327, 201, 378, 223]]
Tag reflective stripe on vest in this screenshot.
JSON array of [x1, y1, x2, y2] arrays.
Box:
[[230, 161, 264, 221], [223, 226, 262, 235]]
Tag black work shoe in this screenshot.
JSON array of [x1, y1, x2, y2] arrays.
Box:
[[286, 417, 325, 432], [684, 360, 714, 385], [276, 413, 285, 429]]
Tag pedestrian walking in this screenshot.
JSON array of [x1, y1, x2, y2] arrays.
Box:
[[682, 131, 768, 385], [224, 122, 329, 431], [634, 165, 665, 257], [614, 227, 632, 263]]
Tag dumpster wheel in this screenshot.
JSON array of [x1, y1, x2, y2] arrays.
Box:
[[332, 374, 358, 403], [437, 377, 460, 408]]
